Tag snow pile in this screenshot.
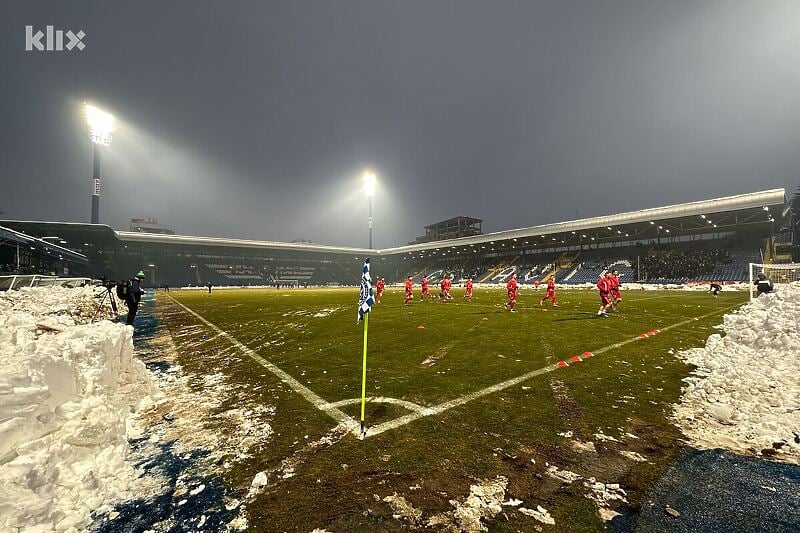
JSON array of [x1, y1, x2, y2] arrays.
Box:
[[0, 286, 156, 531], [673, 284, 800, 464]]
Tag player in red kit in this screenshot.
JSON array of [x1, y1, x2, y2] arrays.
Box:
[[420, 275, 431, 301], [445, 276, 452, 300], [609, 270, 622, 310], [376, 277, 385, 303], [464, 278, 473, 300], [533, 279, 540, 289], [597, 272, 612, 317], [404, 276, 414, 305], [506, 274, 518, 312], [540, 277, 558, 307], [439, 275, 452, 301]]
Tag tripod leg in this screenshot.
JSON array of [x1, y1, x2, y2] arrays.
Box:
[[92, 292, 107, 322]]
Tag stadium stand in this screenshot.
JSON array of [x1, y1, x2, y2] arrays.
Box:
[[639, 246, 761, 283], [561, 257, 636, 285], [0, 189, 787, 288]]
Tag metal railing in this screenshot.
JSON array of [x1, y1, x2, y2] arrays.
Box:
[[0, 275, 92, 291]]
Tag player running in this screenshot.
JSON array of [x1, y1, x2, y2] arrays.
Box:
[[404, 276, 414, 305], [375, 277, 385, 303], [506, 274, 518, 312], [540, 277, 558, 307], [597, 272, 612, 317], [464, 278, 473, 300], [609, 269, 622, 310], [420, 274, 432, 301]]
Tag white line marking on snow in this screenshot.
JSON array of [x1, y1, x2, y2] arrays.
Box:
[[165, 295, 359, 433]]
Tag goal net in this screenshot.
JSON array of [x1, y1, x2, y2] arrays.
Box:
[[748, 263, 800, 300]]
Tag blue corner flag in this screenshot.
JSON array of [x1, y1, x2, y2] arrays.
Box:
[[358, 258, 375, 323]]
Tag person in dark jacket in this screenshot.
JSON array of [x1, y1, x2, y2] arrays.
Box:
[[709, 281, 722, 297], [755, 273, 773, 296], [125, 271, 146, 326]]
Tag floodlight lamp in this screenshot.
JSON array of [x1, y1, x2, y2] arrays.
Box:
[[84, 103, 114, 145], [363, 171, 376, 197]]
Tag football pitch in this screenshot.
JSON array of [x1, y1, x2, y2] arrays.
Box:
[[155, 286, 746, 531]]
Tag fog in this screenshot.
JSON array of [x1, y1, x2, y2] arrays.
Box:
[[1, 1, 798, 247]]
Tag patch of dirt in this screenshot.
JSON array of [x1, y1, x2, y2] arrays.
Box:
[[548, 378, 592, 440], [422, 342, 455, 367]]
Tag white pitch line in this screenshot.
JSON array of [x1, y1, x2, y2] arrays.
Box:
[[322, 396, 428, 414], [165, 295, 358, 432], [363, 304, 740, 437], [165, 294, 739, 440]]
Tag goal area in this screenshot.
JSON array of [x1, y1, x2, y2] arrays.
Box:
[[748, 263, 800, 300]]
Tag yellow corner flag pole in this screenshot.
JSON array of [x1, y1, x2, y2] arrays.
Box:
[[360, 312, 369, 437]]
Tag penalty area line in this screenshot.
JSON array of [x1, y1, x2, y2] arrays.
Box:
[[164, 295, 359, 434], [363, 304, 740, 438]]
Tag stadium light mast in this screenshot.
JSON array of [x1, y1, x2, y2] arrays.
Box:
[[84, 103, 114, 224], [363, 170, 377, 249]]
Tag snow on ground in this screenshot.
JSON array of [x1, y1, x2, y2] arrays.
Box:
[[673, 283, 800, 464], [0, 286, 156, 532], [426, 476, 508, 531], [518, 505, 555, 525]]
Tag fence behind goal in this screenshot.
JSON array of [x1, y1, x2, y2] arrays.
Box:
[[748, 263, 800, 300]]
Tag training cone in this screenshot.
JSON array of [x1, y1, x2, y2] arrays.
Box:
[[417, 324, 425, 329], [482, 317, 489, 321]]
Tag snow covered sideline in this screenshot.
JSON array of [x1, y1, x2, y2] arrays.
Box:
[[673, 283, 800, 464], [0, 286, 156, 531]]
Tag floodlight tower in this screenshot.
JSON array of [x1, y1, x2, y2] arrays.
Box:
[[363, 170, 376, 249], [84, 103, 114, 224]]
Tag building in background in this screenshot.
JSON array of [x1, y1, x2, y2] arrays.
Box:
[[129, 217, 175, 235], [413, 216, 482, 244]]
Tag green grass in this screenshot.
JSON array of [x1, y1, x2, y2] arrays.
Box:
[[156, 286, 745, 531]]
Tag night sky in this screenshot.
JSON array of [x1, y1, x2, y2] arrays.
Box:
[[1, 1, 798, 248]]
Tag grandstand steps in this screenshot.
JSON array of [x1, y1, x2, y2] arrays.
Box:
[[544, 251, 580, 282], [479, 261, 509, 283]]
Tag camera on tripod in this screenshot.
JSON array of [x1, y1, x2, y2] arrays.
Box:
[[93, 277, 120, 322]]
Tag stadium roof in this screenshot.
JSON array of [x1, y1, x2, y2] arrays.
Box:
[[380, 188, 786, 254], [0, 224, 89, 264], [0, 188, 785, 258], [116, 231, 372, 255]]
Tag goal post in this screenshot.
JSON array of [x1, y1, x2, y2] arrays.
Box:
[[748, 263, 800, 300]]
